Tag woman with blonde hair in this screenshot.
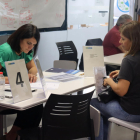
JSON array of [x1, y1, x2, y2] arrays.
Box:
[[91, 21, 140, 140]]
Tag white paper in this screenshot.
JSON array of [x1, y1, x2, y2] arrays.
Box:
[[30, 82, 42, 89], [30, 81, 59, 90], [83, 46, 104, 77], [0, 0, 65, 31], [47, 73, 82, 82], [94, 66, 106, 95]]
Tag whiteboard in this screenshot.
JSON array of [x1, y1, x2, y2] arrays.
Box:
[[0, 0, 65, 31], [68, 0, 110, 29]]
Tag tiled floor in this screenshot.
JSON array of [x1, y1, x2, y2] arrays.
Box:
[[3, 86, 140, 140]]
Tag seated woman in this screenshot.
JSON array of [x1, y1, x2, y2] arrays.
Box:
[[91, 21, 140, 140], [0, 24, 43, 140]]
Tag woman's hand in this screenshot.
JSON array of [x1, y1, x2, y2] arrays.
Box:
[[28, 74, 37, 83], [103, 78, 113, 87], [109, 70, 120, 78]]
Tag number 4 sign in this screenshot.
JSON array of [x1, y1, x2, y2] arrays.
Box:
[[5, 59, 32, 103], [16, 72, 24, 87]]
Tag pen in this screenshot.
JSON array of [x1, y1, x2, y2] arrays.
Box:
[[5, 89, 37, 92], [5, 89, 11, 92], [5, 95, 13, 98], [32, 89, 37, 92]]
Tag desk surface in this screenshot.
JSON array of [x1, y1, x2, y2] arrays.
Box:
[[104, 53, 124, 66], [0, 72, 95, 110]]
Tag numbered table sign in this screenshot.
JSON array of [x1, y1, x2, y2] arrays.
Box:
[[5, 59, 32, 103]]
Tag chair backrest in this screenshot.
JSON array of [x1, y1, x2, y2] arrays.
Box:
[[0, 35, 9, 45], [42, 91, 94, 140], [56, 41, 78, 65], [86, 38, 103, 46], [79, 38, 103, 70], [53, 60, 77, 70]]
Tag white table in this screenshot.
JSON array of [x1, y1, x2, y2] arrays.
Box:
[[104, 53, 124, 66], [0, 72, 95, 136], [0, 72, 95, 110]]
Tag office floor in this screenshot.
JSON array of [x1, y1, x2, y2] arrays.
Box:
[[3, 87, 140, 140]]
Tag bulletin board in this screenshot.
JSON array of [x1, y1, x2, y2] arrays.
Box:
[[0, 0, 67, 34]]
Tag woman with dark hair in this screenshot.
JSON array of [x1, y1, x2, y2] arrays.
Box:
[[91, 21, 140, 140], [0, 24, 43, 140], [0, 24, 40, 83]]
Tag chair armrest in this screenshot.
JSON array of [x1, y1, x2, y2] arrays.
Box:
[[108, 117, 140, 132], [90, 105, 100, 137]]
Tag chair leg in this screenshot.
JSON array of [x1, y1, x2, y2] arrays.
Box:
[[134, 131, 137, 140], [17, 135, 20, 140], [0, 115, 3, 137], [90, 119, 95, 140], [3, 115, 7, 134], [107, 122, 113, 140], [77, 90, 83, 95]]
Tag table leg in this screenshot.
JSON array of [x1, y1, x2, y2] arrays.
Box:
[[77, 90, 83, 95], [0, 115, 3, 137]]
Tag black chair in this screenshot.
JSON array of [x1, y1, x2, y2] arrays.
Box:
[[18, 91, 95, 140], [0, 35, 9, 45], [79, 38, 103, 71], [56, 41, 78, 68]]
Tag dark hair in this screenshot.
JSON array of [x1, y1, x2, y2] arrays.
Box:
[[120, 21, 140, 56], [7, 24, 40, 56]]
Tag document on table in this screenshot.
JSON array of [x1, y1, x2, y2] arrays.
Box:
[[47, 73, 82, 82], [30, 81, 59, 90], [5, 81, 60, 90]]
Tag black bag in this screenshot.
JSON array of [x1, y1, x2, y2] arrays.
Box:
[[98, 77, 119, 103]]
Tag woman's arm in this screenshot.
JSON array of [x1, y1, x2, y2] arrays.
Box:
[[26, 59, 38, 83], [26, 59, 37, 75], [104, 78, 130, 97]]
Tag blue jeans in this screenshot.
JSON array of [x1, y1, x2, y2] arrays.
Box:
[[90, 98, 140, 140]]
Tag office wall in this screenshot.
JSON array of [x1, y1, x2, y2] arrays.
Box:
[[37, 28, 108, 71], [37, 0, 109, 71]]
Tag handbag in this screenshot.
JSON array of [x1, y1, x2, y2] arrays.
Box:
[[98, 77, 119, 103]]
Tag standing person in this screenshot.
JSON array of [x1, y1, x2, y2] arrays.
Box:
[[91, 21, 140, 140], [103, 14, 132, 56], [0, 24, 43, 140]]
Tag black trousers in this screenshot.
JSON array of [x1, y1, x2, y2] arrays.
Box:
[[0, 104, 43, 129]]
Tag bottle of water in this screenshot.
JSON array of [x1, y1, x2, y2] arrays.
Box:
[[0, 72, 5, 100]]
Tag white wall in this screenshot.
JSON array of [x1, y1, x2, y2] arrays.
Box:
[[37, 31, 67, 70]]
